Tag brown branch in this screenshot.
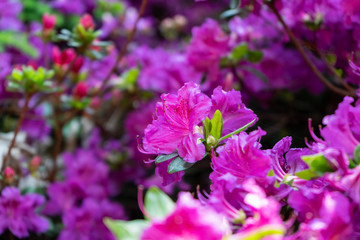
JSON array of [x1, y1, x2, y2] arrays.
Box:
[[95, 0, 148, 97], [2, 93, 32, 172], [266, 1, 356, 97]]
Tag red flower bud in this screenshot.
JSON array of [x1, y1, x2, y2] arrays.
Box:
[[73, 82, 88, 99], [42, 13, 56, 31], [79, 14, 95, 30], [53, 47, 76, 66], [90, 97, 101, 109], [72, 57, 84, 74], [4, 167, 15, 184], [29, 156, 41, 172]]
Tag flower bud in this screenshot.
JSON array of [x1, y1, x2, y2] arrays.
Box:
[[90, 97, 101, 109], [79, 14, 95, 30], [29, 156, 41, 172], [53, 47, 76, 66], [72, 57, 84, 74], [42, 13, 56, 31], [73, 82, 88, 99], [206, 135, 216, 146], [4, 167, 15, 184]]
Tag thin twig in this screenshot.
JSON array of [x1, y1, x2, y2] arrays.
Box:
[[266, 1, 356, 97], [95, 0, 148, 97], [2, 94, 32, 172]]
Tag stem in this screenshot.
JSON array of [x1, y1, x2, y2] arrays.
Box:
[[96, 0, 148, 97], [48, 120, 63, 182], [266, 1, 355, 97], [2, 94, 32, 172], [58, 53, 79, 84]]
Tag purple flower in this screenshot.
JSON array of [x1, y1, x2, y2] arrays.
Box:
[[141, 192, 230, 240], [0, 0, 22, 31], [141, 82, 211, 163], [289, 190, 353, 239], [187, 19, 229, 80], [59, 198, 125, 240], [211, 128, 271, 185], [0, 187, 49, 238], [320, 96, 360, 157], [210, 86, 257, 135]]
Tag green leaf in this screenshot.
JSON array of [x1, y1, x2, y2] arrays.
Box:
[[354, 144, 360, 164], [104, 218, 149, 240], [202, 117, 212, 140], [301, 153, 334, 174], [0, 31, 38, 58], [220, 8, 241, 19], [210, 110, 223, 140], [230, 0, 241, 9], [218, 119, 256, 142], [246, 50, 263, 63], [168, 157, 194, 174], [239, 66, 269, 84], [155, 153, 178, 164], [238, 224, 285, 240], [231, 43, 248, 62], [144, 186, 175, 220], [295, 169, 318, 180]]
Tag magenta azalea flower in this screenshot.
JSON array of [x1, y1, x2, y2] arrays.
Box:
[[210, 87, 257, 135], [187, 19, 229, 80], [141, 192, 230, 240], [211, 129, 271, 184], [0, 187, 49, 238], [289, 190, 353, 239], [141, 82, 212, 163]]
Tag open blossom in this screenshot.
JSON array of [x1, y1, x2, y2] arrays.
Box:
[[141, 82, 212, 163], [320, 96, 360, 157], [210, 86, 257, 135], [0, 187, 49, 238], [187, 19, 229, 80], [211, 128, 271, 185], [142, 192, 230, 240], [289, 190, 353, 239]]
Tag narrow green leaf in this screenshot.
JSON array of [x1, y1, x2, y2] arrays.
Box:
[[231, 43, 248, 62], [202, 117, 212, 140], [354, 144, 360, 164], [210, 110, 223, 140], [104, 218, 149, 240], [239, 224, 285, 240], [155, 153, 178, 164], [246, 50, 263, 63], [301, 153, 334, 173], [230, 0, 241, 9], [220, 8, 241, 19], [295, 169, 318, 180], [218, 119, 255, 142], [239, 66, 269, 84], [144, 186, 175, 220], [168, 157, 194, 174]]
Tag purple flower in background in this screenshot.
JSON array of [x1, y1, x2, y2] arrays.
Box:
[[321, 96, 360, 157], [141, 192, 230, 240], [210, 86, 257, 135], [59, 198, 125, 240], [0, 0, 22, 31], [211, 129, 271, 185], [187, 19, 229, 80], [0, 187, 49, 238], [52, 0, 96, 15], [141, 82, 211, 163]]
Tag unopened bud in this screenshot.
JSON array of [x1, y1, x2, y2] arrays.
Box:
[[42, 13, 56, 31], [79, 14, 95, 30], [174, 15, 187, 29], [29, 156, 41, 172], [4, 167, 15, 184], [206, 135, 216, 146], [90, 97, 101, 109], [73, 82, 88, 99]]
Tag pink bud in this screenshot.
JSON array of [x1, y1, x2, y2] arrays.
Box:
[[52, 47, 76, 66], [72, 57, 84, 74], [73, 82, 88, 99], [30, 156, 41, 172], [79, 14, 95, 30], [42, 13, 56, 31], [4, 167, 15, 184], [90, 97, 101, 109]]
